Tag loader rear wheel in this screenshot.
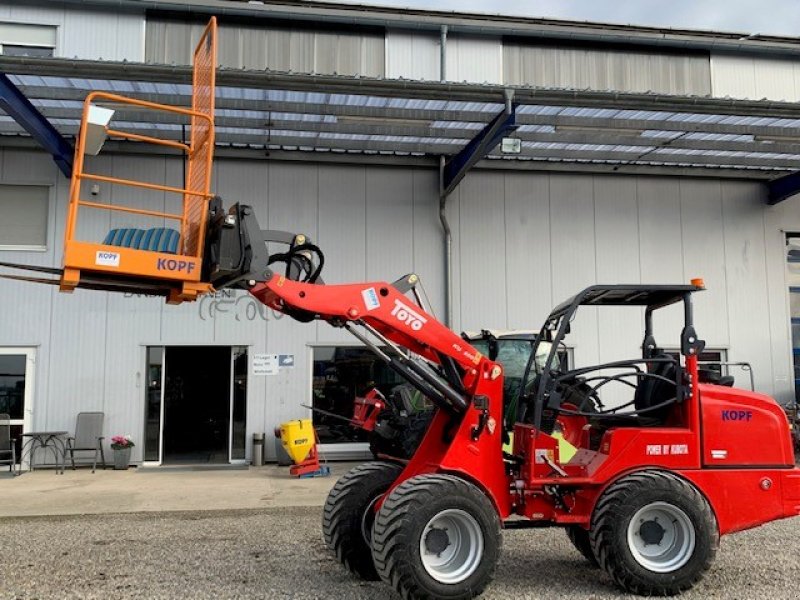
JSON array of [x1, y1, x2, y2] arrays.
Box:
[[371, 474, 501, 600], [322, 461, 403, 581], [590, 470, 718, 596], [566, 526, 599, 567]]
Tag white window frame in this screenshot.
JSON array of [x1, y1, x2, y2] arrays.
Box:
[[0, 22, 56, 57]]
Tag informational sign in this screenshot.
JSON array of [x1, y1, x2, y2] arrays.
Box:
[[252, 353, 278, 376], [278, 354, 295, 368]]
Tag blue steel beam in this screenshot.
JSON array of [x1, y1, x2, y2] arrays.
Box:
[[767, 171, 800, 204], [442, 102, 517, 197], [0, 73, 73, 178]]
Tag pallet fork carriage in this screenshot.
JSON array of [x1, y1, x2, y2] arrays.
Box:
[[1, 16, 799, 600]]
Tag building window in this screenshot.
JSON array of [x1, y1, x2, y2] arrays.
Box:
[[0, 185, 49, 250], [0, 23, 56, 57], [312, 345, 406, 444]]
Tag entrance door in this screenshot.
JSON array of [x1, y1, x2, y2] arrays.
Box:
[[0, 348, 35, 465], [163, 346, 232, 464], [143, 346, 248, 465]]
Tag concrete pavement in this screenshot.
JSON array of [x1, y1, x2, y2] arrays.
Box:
[[0, 463, 349, 517]]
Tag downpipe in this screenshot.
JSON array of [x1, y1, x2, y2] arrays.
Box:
[[439, 155, 453, 328]]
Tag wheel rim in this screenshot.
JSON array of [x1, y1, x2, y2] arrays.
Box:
[[419, 509, 484, 584], [360, 496, 380, 545], [626, 501, 696, 573]]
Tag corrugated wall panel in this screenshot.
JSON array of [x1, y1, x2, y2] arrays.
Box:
[[594, 176, 642, 364], [146, 19, 384, 77], [446, 35, 503, 84], [504, 172, 551, 329], [548, 174, 601, 368], [721, 181, 774, 395], [386, 30, 440, 81], [711, 53, 800, 101], [637, 178, 685, 338], [504, 44, 711, 94], [0, 5, 144, 61], [679, 180, 729, 348], [317, 165, 367, 344], [412, 169, 446, 321], [366, 167, 414, 281], [457, 172, 507, 330]]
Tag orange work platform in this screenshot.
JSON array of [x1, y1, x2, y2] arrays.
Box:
[[60, 17, 218, 304]]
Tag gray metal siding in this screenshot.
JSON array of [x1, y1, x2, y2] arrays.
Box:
[[446, 35, 503, 84], [1, 151, 795, 463], [711, 53, 800, 101], [504, 43, 712, 95], [448, 170, 791, 404], [0, 4, 144, 61], [386, 29, 440, 81], [145, 18, 384, 77]]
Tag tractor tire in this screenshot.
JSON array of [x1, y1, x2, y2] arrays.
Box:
[[371, 474, 502, 600], [566, 526, 599, 567], [590, 470, 718, 596], [322, 461, 403, 581]]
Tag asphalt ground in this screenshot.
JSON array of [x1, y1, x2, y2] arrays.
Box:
[[0, 506, 798, 599]]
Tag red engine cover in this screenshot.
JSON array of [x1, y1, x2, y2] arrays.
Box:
[[699, 383, 795, 467]]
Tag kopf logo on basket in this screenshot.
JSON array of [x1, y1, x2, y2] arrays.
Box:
[[391, 299, 427, 330]]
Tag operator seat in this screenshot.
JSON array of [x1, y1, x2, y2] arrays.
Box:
[[633, 352, 678, 423]]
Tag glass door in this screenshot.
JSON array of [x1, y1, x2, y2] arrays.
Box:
[[144, 346, 247, 465], [229, 346, 248, 463], [143, 346, 165, 464], [0, 348, 35, 466]]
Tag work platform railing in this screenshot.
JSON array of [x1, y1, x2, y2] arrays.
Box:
[[60, 17, 217, 303]]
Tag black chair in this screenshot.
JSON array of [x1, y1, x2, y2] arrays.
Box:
[[64, 412, 106, 472], [0, 413, 16, 475], [633, 353, 679, 423]]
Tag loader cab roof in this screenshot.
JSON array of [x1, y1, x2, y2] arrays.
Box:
[[549, 284, 704, 321]]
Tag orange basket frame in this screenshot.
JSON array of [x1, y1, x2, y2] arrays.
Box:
[[61, 17, 218, 302]]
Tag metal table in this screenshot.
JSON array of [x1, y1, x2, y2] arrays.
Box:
[[18, 431, 69, 475]]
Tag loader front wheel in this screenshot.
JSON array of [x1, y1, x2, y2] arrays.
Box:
[[566, 525, 599, 567], [590, 470, 718, 595], [371, 474, 501, 600], [322, 461, 403, 580]]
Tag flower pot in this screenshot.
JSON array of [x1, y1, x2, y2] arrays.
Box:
[[113, 446, 132, 470]]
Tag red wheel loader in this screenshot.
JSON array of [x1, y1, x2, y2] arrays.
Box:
[[2, 17, 798, 599]]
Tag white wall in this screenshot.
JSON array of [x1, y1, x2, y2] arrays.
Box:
[[0, 3, 144, 61], [445, 35, 503, 84], [711, 53, 800, 101], [0, 148, 796, 463], [386, 29, 440, 81]]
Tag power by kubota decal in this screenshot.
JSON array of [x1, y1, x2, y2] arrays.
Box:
[[391, 299, 427, 331], [156, 258, 196, 274]]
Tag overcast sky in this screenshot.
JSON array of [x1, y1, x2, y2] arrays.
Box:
[[329, 1, 800, 37]]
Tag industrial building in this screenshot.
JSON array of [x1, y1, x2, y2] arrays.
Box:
[[2, 0, 800, 465]]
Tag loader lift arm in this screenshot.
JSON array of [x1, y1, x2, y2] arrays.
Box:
[[206, 200, 484, 416]]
